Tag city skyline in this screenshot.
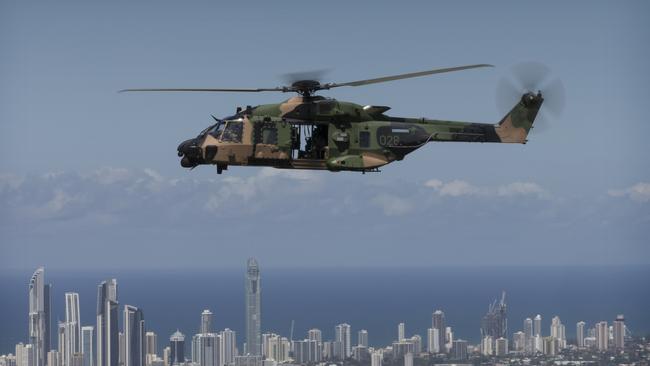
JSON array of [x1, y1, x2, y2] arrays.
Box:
[[1, 264, 640, 366]]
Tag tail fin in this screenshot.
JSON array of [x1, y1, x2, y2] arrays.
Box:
[[494, 92, 543, 143]]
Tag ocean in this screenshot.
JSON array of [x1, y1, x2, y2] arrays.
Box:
[[1, 266, 648, 355]]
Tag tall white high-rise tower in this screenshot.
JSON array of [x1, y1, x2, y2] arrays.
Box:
[[97, 279, 118, 366], [245, 258, 261, 356], [64, 293, 81, 366], [29, 267, 52, 366]]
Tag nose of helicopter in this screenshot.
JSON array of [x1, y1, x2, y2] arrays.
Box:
[[177, 138, 203, 168]]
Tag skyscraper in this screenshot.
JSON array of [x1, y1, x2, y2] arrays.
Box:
[[200, 311, 213, 335], [427, 328, 439, 354], [357, 330, 368, 348], [334, 324, 351, 359], [397, 323, 405, 342], [550, 316, 566, 349], [495, 337, 508, 356], [220, 328, 237, 366], [308, 329, 322, 344], [97, 279, 118, 366], [613, 315, 625, 350], [245, 258, 261, 356], [533, 315, 542, 337], [524, 318, 533, 353], [595, 321, 608, 351], [450, 340, 467, 361], [576, 321, 585, 348], [64, 293, 81, 366], [82, 326, 94, 366], [370, 351, 382, 366], [124, 306, 145, 366], [480, 292, 507, 340], [29, 267, 52, 366], [431, 311, 445, 354], [169, 331, 185, 365], [513, 331, 525, 352], [191, 334, 220, 366], [292, 340, 320, 364], [145, 332, 157, 358], [403, 353, 412, 366]]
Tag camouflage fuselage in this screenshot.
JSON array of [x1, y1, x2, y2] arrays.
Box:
[[177, 94, 542, 173]]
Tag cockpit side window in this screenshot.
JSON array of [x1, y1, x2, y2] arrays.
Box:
[[208, 122, 225, 139], [221, 121, 243, 143]]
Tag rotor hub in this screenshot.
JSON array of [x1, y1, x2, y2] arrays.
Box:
[[290, 80, 323, 96]]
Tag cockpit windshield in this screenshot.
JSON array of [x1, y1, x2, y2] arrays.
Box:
[[208, 121, 226, 139]]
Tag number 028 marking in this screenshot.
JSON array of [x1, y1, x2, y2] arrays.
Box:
[[379, 135, 400, 146]]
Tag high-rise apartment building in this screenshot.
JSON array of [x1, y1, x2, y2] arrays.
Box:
[[200, 311, 213, 335], [427, 328, 439, 354], [613, 315, 625, 350], [398, 323, 405, 342], [145, 332, 157, 358], [97, 280, 118, 366], [523, 318, 533, 353], [124, 306, 145, 366], [169, 331, 185, 365], [495, 337, 508, 356], [550, 316, 566, 349], [29, 268, 52, 366], [220, 328, 237, 366], [357, 330, 368, 348], [64, 293, 81, 366], [450, 340, 467, 361], [245, 259, 261, 356], [513, 331, 525, 352], [191, 334, 220, 366], [576, 321, 585, 348], [334, 324, 351, 359], [595, 322, 608, 351], [370, 351, 382, 366], [431, 311, 446, 354], [533, 315, 542, 337], [81, 326, 94, 366], [307, 329, 321, 344]]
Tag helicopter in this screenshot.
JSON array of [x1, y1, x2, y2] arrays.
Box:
[[121, 63, 557, 174]]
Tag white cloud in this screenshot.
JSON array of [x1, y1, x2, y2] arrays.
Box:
[[608, 182, 650, 203], [371, 194, 414, 216], [425, 179, 481, 196], [497, 182, 547, 198], [425, 179, 547, 199], [86, 167, 131, 185]]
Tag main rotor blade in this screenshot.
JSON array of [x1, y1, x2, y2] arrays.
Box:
[[118, 87, 284, 93], [328, 64, 493, 88]]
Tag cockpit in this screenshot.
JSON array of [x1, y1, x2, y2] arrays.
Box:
[[201, 118, 244, 143]]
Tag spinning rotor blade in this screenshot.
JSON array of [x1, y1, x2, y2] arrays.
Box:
[[328, 64, 494, 88], [281, 69, 331, 85], [119, 87, 284, 93], [496, 62, 566, 133], [119, 64, 494, 96]]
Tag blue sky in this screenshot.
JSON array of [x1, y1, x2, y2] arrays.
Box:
[[1, 1, 648, 270]]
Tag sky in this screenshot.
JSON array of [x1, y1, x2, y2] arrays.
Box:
[[0, 1, 649, 270]]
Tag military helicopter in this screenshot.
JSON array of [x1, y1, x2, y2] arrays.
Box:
[[121, 63, 559, 174]]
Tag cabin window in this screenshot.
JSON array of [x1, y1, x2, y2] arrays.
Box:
[[261, 126, 278, 145], [221, 121, 243, 143], [359, 131, 370, 148]]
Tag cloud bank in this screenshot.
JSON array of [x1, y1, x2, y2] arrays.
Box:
[[0, 168, 648, 269]]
